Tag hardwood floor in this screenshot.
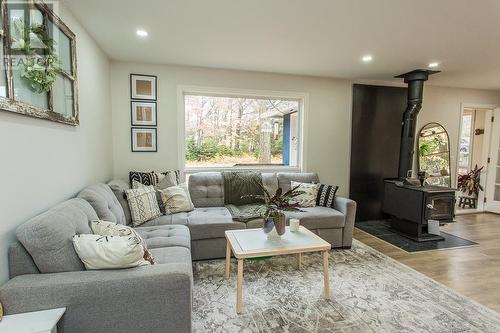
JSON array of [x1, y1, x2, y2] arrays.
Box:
[[353, 213, 500, 313]]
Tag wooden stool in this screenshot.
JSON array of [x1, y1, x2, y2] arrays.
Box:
[[458, 196, 476, 209]]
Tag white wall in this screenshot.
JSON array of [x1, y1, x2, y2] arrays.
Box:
[[417, 86, 500, 184], [0, 5, 112, 283], [110, 62, 353, 195]]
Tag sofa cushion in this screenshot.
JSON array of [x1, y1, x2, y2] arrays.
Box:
[[277, 172, 319, 192], [188, 172, 224, 207], [284, 206, 345, 230], [149, 246, 192, 265], [139, 213, 189, 227], [16, 198, 97, 273], [187, 207, 245, 240], [135, 225, 191, 250], [78, 183, 126, 225]]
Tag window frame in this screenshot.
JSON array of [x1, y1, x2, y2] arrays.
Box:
[[0, 0, 78, 125], [177, 85, 308, 175]]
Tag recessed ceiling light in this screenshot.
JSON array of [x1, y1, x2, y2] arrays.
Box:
[[428, 62, 439, 68], [362, 55, 373, 62], [136, 29, 148, 37]]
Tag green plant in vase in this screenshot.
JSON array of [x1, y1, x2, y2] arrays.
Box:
[[245, 182, 304, 239]]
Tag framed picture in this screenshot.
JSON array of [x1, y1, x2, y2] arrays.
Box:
[[131, 101, 157, 126], [130, 74, 157, 100], [131, 127, 157, 152]]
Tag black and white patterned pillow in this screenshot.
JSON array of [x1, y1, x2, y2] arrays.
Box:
[[129, 170, 180, 187], [316, 184, 339, 208], [129, 171, 156, 187]]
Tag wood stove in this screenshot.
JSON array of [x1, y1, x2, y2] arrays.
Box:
[[381, 69, 456, 242], [383, 179, 455, 241]]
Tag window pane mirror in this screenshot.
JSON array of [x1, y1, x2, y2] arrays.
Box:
[[418, 122, 451, 187]]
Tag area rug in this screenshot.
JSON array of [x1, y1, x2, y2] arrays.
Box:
[[356, 220, 477, 252], [192, 239, 500, 332]]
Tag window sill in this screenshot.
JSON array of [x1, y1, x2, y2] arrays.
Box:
[[184, 166, 302, 174]]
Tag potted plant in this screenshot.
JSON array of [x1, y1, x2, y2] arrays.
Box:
[[457, 165, 484, 197], [246, 183, 304, 240]]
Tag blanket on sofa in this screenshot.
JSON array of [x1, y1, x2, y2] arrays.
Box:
[[225, 204, 266, 222], [222, 171, 263, 205]]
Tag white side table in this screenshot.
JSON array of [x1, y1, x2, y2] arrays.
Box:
[[0, 307, 66, 333]]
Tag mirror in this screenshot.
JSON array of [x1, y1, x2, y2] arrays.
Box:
[[418, 123, 451, 187]]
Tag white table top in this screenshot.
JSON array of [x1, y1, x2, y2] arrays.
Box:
[[226, 226, 331, 258], [0, 307, 66, 333]]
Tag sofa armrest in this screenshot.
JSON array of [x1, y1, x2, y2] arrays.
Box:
[[0, 263, 192, 333], [334, 196, 357, 248]]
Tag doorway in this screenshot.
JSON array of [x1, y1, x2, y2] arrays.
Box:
[[457, 107, 493, 213]]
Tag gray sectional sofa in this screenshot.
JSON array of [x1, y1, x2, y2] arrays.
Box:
[[0, 172, 356, 333]]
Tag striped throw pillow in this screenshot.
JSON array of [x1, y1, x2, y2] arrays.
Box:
[[316, 184, 339, 208]]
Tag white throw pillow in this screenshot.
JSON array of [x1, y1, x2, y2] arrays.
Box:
[[290, 181, 319, 207], [73, 234, 151, 270], [125, 184, 162, 226], [159, 183, 194, 215]]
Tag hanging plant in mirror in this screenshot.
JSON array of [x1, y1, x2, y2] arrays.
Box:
[[12, 19, 62, 93]]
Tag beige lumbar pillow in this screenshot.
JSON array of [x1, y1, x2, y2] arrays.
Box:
[[125, 183, 161, 226], [290, 181, 319, 207], [158, 183, 194, 215], [73, 234, 151, 270]]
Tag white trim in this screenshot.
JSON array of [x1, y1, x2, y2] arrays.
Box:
[[176, 85, 309, 175], [457, 103, 498, 212]]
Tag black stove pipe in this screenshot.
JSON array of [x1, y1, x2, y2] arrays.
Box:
[[395, 69, 440, 179]]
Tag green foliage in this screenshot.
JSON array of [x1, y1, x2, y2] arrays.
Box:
[[13, 19, 62, 93]]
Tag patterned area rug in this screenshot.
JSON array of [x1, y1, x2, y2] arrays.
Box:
[[193, 239, 500, 332]]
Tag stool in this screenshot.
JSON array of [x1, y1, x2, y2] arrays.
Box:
[[458, 196, 476, 209]]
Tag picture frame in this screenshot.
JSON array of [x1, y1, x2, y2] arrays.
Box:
[[130, 74, 157, 100], [131, 101, 157, 126], [131, 127, 157, 152]]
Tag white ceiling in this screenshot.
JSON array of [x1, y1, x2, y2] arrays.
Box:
[[64, 0, 500, 90]]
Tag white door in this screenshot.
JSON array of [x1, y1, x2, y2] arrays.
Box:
[[485, 108, 500, 213]]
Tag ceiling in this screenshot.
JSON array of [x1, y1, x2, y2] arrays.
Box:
[[63, 0, 500, 90]]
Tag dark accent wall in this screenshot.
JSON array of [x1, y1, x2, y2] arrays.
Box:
[[350, 84, 407, 221]]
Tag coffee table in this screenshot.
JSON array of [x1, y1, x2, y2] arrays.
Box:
[[225, 226, 332, 314]]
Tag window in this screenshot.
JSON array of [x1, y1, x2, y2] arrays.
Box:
[[458, 109, 474, 175], [0, 0, 78, 125], [183, 92, 302, 170]]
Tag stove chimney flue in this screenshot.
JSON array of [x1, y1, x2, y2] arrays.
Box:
[[395, 69, 440, 179]]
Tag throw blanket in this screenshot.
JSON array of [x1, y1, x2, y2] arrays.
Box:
[[226, 204, 266, 222], [222, 171, 263, 205], [223, 171, 265, 222]]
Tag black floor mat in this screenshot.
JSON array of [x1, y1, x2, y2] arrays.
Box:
[[356, 220, 477, 252]]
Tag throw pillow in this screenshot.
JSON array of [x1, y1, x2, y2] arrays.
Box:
[[133, 180, 166, 214], [290, 181, 319, 207], [73, 234, 151, 270], [129, 171, 156, 186], [316, 184, 339, 208], [159, 183, 194, 214], [90, 220, 155, 264], [129, 170, 180, 188], [156, 170, 180, 189], [125, 185, 162, 226]]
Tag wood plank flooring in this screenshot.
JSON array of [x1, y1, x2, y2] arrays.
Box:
[[353, 213, 500, 313]]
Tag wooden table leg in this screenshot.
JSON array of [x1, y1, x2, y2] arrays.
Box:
[[225, 240, 231, 280], [237, 259, 244, 314], [322, 251, 331, 300], [297, 252, 302, 270]]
